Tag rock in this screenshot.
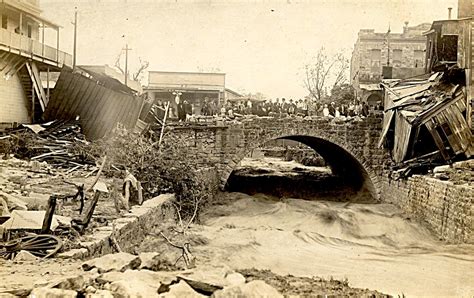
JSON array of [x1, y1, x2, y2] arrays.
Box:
[[139, 252, 162, 271], [98, 269, 178, 297], [56, 248, 88, 259], [29, 287, 78, 298], [212, 280, 283, 298], [225, 272, 246, 286], [434, 173, 450, 180], [85, 290, 114, 298], [13, 250, 38, 262], [177, 270, 228, 295], [109, 279, 159, 297], [47, 275, 87, 291], [85, 286, 97, 293], [82, 252, 141, 273], [0, 191, 28, 211], [161, 280, 205, 298], [433, 165, 453, 173]]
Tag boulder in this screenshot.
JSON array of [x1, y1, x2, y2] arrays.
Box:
[[212, 280, 283, 298], [0, 191, 27, 211], [109, 279, 159, 298], [433, 165, 453, 173], [98, 269, 178, 297], [29, 287, 77, 298], [177, 269, 229, 295], [47, 275, 88, 292], [161, 280, 205, 298], [225, 272, 246, 286], [82, 252, 141, 273], [139, 252, 162, 271], [13, 250, 38, 262]]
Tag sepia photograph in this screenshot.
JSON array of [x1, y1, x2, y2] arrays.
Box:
[[0, 0, 472, 296]]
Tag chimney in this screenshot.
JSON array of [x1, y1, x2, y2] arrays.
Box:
[[403, 21, 409, 34], [448, 7, 452, 19]]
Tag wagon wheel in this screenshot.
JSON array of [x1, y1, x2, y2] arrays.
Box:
[[0, 235, 62, 260]]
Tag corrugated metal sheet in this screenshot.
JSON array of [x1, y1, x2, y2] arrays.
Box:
[[44, 69, 144, 140]]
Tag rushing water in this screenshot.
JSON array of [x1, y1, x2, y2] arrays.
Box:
[[193, 159, 474, 297]]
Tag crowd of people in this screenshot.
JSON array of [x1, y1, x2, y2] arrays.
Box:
[[155, 96, 376, 122], [212, 97, 373, 119]]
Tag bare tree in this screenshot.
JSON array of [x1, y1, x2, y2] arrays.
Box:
[[303, 47, 349, 102], [114, 51, 149, 82]]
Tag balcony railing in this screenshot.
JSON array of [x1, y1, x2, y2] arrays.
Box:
[[0, 28, 72, 68]]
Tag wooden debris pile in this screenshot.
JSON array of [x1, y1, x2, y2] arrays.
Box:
[[0, 120, 94, 169]]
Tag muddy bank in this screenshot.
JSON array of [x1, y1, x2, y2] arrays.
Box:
[[226, 157, 373, 202]]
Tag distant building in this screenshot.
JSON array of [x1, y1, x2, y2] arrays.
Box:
[[144, 71, 241, 116], [0, 0, 72, 126], [350, 23, 431, 105]]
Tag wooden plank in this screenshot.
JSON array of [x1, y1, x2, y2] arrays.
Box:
[[45, 70, 71, 119], [63, 75, 90, 119], [81, 86, 107, 139], [72, 77, 95, 116], [122, 96, 141, 128], [94, 89, 119, 139], [117, 94, 136, 128], [55, 72, 82, 119], [50, 71, 78, 119], [55, 75, 83, 119], [108, 93, 130, 133], [87, 87, 115, 139], [425, 120, 451, 161], [80, 82, 102, 125]]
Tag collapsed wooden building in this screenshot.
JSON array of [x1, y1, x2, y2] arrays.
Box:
[[379, 71, 473, 171]]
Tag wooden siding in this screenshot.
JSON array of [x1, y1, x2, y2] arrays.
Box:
[[44, 69, 144, 140], [424, 96, 473, 160], [392, 111, 413, 163]]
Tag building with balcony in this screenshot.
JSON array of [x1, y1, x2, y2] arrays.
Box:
[[0, 0, 72, 125], [350, 22, 431, 105], [144, 71, 241, 117]]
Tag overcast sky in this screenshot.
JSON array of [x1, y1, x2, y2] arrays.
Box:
[[40, 0, 457, 98]]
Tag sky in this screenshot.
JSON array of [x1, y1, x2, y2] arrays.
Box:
[[39, 0, 458, 98]]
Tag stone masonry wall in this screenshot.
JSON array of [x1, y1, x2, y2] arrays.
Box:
[[58, 194, 174, 259], [169, 115, 387, 199], [382, 176, 473, 243]]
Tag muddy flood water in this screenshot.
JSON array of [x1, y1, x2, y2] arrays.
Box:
[[192, 158, 474, 297]]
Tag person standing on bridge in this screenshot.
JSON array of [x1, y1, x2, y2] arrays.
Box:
[[177, 99, 186, 122]]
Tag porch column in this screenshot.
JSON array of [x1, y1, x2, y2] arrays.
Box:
[[41, 22, 45, 59], [46, 67, 50, 102], [56, 27, 60, 65], [19, 12, 23, 54]]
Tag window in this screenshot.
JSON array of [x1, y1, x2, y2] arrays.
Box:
[[27, 24, 32, 38], [414, 50, 424, 68], [440, 35, 458, 62], [392, 49, 402, 67], [370, 49, 381, 67], [1, 15, 7, 29]]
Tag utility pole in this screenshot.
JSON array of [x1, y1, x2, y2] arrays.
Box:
[[123, 44, 132, 86], [386, 24, 391, 66], [72, 7, 78, 70]]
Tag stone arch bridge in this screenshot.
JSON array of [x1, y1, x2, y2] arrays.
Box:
[[168, 115, 387, 200]]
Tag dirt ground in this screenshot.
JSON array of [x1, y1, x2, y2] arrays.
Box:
[[0, 258, 83, 295]]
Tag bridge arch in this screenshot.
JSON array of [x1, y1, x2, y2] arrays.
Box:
[[220, 129, 381, 201]]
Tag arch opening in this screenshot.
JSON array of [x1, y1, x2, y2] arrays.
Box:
[[225, 135, 377, 203]]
